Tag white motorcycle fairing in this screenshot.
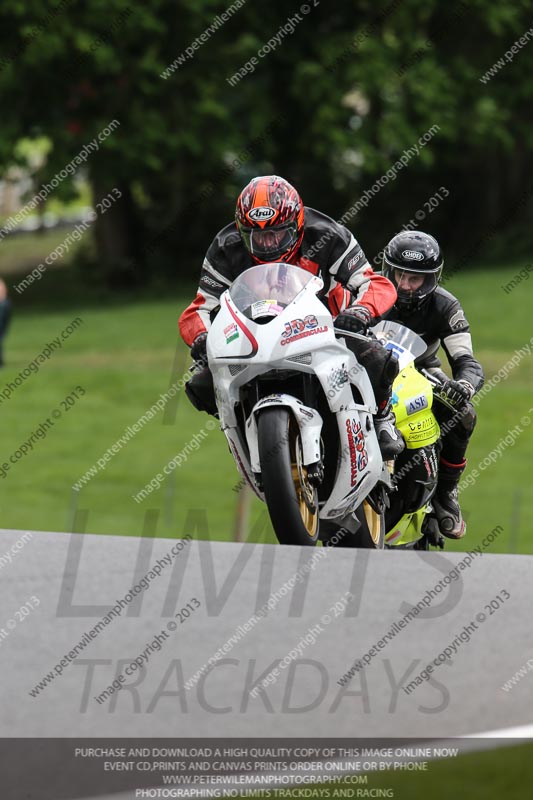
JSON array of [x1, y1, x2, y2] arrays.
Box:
[[206, 264, 386, 522]]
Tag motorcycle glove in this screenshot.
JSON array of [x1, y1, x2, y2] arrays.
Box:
[[191, 332, 208, 363], [440, 379, 475, 409], [334, 304, 372, 335]]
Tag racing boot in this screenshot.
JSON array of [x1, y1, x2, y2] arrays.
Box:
[[432, 459, 466, 539], [374, 399, 405, 459]]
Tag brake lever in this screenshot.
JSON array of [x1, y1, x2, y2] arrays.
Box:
[[333, 328, 370, 342]]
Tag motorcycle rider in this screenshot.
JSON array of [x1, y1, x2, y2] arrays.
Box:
[[179, 174, 404, 458], [381, 231, 484, 538]]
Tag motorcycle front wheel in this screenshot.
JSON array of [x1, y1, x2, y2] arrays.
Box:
[[355, 501, 386, 548], [257, 407, 319, 546], [321, 502, 385, 549]]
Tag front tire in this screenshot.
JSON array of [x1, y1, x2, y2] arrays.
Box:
[[355, 501, 386, 548], [322, 501, 385, 549], [257, 407, 319, 546]]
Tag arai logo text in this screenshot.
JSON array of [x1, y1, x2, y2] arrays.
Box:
[[248, 206, 276, 222]]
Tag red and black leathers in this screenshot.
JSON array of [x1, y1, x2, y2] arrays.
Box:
[[179, 208, 399, 419], [179, 207, 397, 346]]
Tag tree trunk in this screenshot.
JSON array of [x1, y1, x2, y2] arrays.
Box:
[[91, 175, 144, 288]]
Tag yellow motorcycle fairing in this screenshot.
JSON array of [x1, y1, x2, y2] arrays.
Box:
[[392, 364, 440, 450], [385, 364, 440, 546], [385, 505, 428, 545]]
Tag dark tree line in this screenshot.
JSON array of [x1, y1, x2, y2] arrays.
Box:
[[0, 0, 531, 284]]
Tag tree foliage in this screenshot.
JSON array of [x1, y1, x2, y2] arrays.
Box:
[[1, 0, 531, 282]]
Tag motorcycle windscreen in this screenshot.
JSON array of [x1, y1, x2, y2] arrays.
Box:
[[373, 320, 427, 370], [229, 263, 320, 321]]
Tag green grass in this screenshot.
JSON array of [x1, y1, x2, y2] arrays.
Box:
[[0, 228, 83, 277], [444, 265, 533, 555], [0, 261, 531, 549], [0, 295, 243, 540]]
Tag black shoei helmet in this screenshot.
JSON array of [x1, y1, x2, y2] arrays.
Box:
[[383, 231, 443, 311]]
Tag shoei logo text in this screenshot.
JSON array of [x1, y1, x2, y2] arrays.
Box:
[[248, 206, 276, 222], [402, 250, 424, 260]]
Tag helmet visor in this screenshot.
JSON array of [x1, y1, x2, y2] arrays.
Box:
[[238, 220, 299, 262], [384, 258, 442, 310]]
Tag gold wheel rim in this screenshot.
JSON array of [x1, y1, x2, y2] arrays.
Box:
[[363, 500, 383, 546], [290, 425, 318, 539]]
